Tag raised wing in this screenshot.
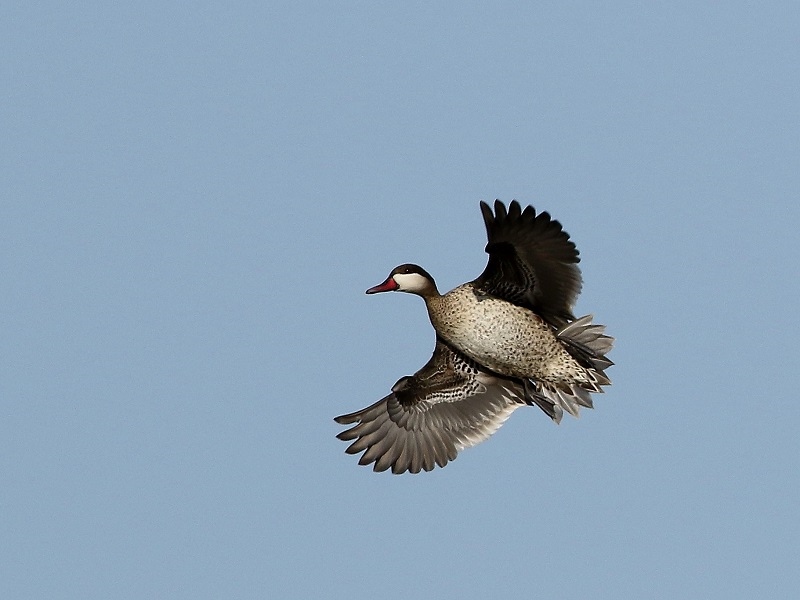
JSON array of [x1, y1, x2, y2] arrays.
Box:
[[334, 340, 529, 474], [473, 200, 582, 327]]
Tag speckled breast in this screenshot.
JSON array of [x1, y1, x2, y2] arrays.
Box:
[[427, 285, 572, 381]]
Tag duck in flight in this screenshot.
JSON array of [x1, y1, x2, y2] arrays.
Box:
[[335, 200, 613, 474]]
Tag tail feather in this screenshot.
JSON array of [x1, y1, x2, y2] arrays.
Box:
[[558, 314, 614, 387], [535, 382, 595, 419], [522, 379, 564, 423], [529, 314, 614, 420]]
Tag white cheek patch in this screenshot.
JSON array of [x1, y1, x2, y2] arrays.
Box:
[[393, 272, 429, 293]]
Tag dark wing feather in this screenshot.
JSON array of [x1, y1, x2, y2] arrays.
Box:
[[473, 200, 582, 327], [334, 340, 528, 474]]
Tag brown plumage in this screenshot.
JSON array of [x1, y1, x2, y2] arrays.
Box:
[[335, 200, 613, 474]]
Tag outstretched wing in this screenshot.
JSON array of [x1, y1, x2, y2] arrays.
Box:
[[334, 340, 528, 474], [473, 200, 582, 327]]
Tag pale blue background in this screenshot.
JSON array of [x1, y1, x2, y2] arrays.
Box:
[[2, 2, 799, 598]]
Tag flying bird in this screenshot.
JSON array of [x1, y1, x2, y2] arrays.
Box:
[[335, 200, 613, 474]]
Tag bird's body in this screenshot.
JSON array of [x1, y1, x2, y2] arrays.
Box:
[[425, 283, 587, 384], [335, 200, 613, 474]]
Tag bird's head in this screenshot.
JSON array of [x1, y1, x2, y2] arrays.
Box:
[[366, 264, 438, 297]]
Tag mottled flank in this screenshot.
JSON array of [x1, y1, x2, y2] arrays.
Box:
[[336, 200, 614, 474]]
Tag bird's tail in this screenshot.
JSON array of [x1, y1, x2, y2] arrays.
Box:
[[526, 315, 614, 422], [558, 314, 614, 382]]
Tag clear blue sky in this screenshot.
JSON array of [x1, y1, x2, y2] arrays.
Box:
[[3, 2, 799, 598]]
